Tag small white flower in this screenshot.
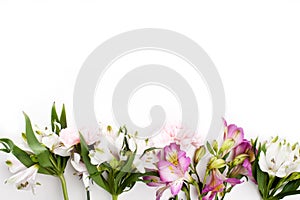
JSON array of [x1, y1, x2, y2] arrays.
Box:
[[259, 137, 300, 178], [41, 133, 71, 156], [5, 164, 39, 193]]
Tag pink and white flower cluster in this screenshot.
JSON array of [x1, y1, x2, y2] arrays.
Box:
[[144, 120, 256, 200], [3, 103, 300, 200]]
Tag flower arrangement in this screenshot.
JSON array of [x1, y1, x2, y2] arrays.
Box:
[[0, 103, 71, 199], [1, 104, 300, 200]]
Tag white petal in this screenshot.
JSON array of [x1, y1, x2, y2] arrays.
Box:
[[41, 134, 59, 150], [71, 154, 87, 173], [82, 172, 90, 189], [53, 146, 71, 157], [258, 152, 270, 173], [6, 155, 26, 173]]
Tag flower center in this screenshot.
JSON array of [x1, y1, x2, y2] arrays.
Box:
[[168, 152, 179, 166]]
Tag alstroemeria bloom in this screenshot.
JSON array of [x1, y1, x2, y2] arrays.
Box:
[[259, 137, 300, 178], [156, 143, 191, 198], [223, 119, 244, 148], [151, 124, 201, 150], [134, 150, 158, 173], [6, 155, 26, 173], [230, 139, 256, 182], [202, 169, 242, 200], [59, 127, 80, 147], [79, 126, 102, 145], [5, 163, 39, 193], [41, 133, 71, 156], [89, 135, 119, 166]]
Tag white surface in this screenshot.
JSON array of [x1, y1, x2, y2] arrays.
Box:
[[1, 1, 300, 200]]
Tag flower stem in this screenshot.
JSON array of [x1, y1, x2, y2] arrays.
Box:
[[112, 195, 118, 200], [86, 190, 90, 200], [192, 181, 202, 199], [264, 176, 275, 199], [58, 174, 69, 200]]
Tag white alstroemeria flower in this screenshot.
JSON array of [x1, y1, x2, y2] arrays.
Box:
[[89, 136, 118, 165], [6, 155, 27, 173], [134, 150, 158, 173], [41, 133, 71, 156], [259, 137, 300, 178], [71, 153, 90, 190], [285, 143, 300, 175], [5, 164, 39, 193]]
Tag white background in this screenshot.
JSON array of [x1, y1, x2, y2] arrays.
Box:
[[1, 1, 300, 200]]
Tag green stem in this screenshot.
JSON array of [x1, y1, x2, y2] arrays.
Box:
[[192, 181, 202, 199], [112, 195, 118, 200], [264, 176, 275, 199], [58, 174, 69, 200], [86, 190, 90, 200]]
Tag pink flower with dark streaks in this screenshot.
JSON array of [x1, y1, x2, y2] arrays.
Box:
[[149, 143, 191, 199], [202, 169, 242, 200]]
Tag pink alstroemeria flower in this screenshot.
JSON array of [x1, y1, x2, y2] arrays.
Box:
[[231, 139, 256, 182], [151, 124, 201, 150], [59, 127, 80, 147], [202, 169, 242, 200], [156, 143, 191, 199], [223, 119, 244, 148]]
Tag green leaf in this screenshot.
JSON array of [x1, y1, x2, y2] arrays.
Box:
[[60, 104, 67, 129], [257, 164, 269, 197], [206, 141, 215, 155], [0, 138, 34, 167], [51, 102, 60, 133], [276, 179, 300, 199], [0, 138, 54, 175], [252, 149, 269, 197], [117, 171, 157, 194], [23, 112, 53, 168], [79, 133, 109, 191], [115, 150, 136, 188], [140, 147, 160, 158]]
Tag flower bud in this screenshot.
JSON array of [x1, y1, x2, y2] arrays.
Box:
[[212, 140, 218, 153], [220, 139, 235, 153], [232, 153, 248, 166], [193, 145, 206, 165], [208, 157, 226, 169]]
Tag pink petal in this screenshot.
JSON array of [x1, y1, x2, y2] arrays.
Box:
[[156, 185, 169, 200], [170, 180, 183, 195], [226, 178, 242, 186], [143, 176, 163, 187], [178, 156, 191, 172], [158, 161, 182, 182]]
